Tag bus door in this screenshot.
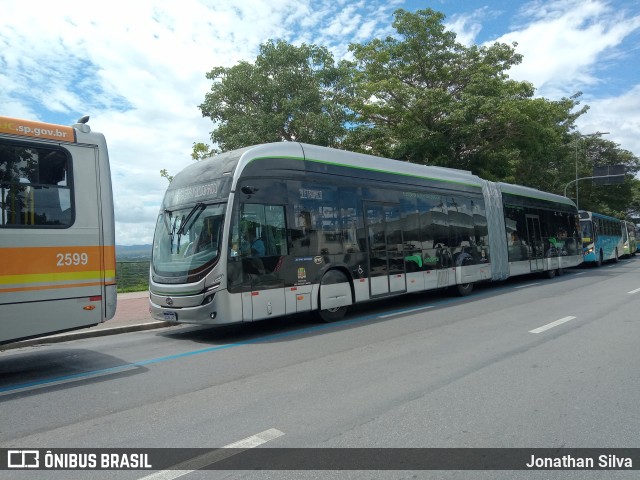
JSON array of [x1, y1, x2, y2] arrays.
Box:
[[237, 203, 287, 321], [525, 214, 544, 271], [364, 202, 406, 297]]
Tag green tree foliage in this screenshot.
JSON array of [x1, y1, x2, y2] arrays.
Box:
[[198, 40, 354, 152], [347, 8, 586, 186]]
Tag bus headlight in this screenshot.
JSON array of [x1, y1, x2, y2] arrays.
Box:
[[202, 284, 219, 305]]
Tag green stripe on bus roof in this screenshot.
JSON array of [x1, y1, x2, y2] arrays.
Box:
[[249, 155, 481, 189]]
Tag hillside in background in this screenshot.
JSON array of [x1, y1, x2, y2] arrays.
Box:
[[116, 244, 152, 261]]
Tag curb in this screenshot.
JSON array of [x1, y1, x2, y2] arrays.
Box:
[[1, 321, 174, 352]]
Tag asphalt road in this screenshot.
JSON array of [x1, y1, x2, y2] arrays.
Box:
[[1, 258, 639, 479]]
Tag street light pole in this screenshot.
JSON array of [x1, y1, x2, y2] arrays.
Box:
[[574, 131, 609, 210]]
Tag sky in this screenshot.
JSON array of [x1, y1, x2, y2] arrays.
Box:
[[1, 0, 639, 245]]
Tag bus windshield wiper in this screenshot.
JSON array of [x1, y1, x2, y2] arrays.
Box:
[[176, 202, 205, 237]]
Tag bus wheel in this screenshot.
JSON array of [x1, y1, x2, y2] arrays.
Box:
[[546, 268, 556, 279], [318, 306, 348, 322], [317, 270, 351, 322], [456, 282, 473, 296]]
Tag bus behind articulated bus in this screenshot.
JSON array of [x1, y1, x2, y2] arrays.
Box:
[[0, 115, 117, 344], [579, 210, 625, 266]]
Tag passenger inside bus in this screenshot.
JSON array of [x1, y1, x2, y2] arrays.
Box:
[[249, 230, 265, 256]]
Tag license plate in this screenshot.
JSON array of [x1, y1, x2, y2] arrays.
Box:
[[163, 311, 177, 322]]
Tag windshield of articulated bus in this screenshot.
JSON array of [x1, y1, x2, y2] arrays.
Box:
[[152, 203, 225, 277]]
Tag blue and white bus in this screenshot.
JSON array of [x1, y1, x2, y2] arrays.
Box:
[[579, 210, 624, 266]]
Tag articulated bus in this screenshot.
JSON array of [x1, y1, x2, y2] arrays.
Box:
[[622, 220, 637, 257], [0, 115, 116, 344], [579, 210, 625, 266], [149, 142, 582, 325]]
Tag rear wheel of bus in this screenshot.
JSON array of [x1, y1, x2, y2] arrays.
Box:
[[455, 282, 474, 296]]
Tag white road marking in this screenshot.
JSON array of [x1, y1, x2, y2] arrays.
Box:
[[138, 428, 284, 480], [628, 287, 640, 294], [514, 283, 540, 289], [380, 306, 434, 318], [529, 316, 577, 334]]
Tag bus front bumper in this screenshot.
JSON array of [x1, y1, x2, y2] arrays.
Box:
[[149, 288, 239, 325]]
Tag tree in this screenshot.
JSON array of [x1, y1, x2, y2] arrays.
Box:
[[347, 8, 586, 185], [198, 39, 355, 153]]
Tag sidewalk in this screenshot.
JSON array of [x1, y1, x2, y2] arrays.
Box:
[[2, 291, 173, 351]]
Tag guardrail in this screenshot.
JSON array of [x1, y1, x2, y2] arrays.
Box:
[[116, 261, 149, 293]]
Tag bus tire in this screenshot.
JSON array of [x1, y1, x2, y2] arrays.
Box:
[[546, 268, 556, 279], [317, 270, 351, 322], [318, 305, 348, 322], [456, 282, 474, 296]]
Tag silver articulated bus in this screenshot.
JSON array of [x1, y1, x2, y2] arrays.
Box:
[[150, 142, 582, 324]]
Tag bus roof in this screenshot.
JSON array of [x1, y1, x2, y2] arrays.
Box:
[[499, 182, 576, 207], [296, 143, 482, 188], [0, 115, 77, 143], [170, 142, 484, 191], [167, 142, 576, 209], [579, 210, 623, 222]]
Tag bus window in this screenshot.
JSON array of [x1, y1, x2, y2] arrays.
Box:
[[338, 186, 362, 254], [448, 196, 477, 266], [400, 193, 422, 271], [239, 203, 288, 258], [415, 193, 448, 270], [0, 143, 72, 227], [504, 205, 528, 261], [289, 182, 342, 256]]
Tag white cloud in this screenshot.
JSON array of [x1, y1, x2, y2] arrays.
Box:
[[491, 0, 640, 98], [445, 8, 490, 46], [577, 84, 640, 157]]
